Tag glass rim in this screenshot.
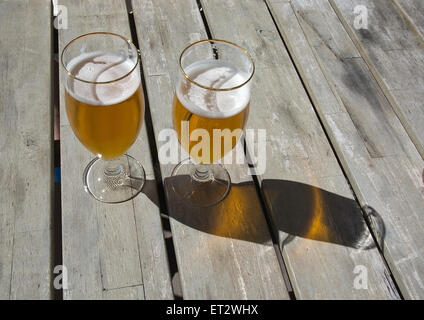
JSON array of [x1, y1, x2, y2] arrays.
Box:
[[60, 32, 140, 85], [179, 39, 255, 92]]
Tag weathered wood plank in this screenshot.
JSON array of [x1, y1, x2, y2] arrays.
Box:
[[199, 0, 398, 299], [0, 0, 52, 299], [391, 0, 424, 46], [329, 0, 424, 159], [267, 0, 424, 299], [131, 0, 289, 299], [0, 228, 12, 299], [58, 0, 173, 300], [103, 285, 145, 300]]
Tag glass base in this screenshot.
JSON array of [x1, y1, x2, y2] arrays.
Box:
[[169, 158, 231, 207], [83, 154, 145, 203]]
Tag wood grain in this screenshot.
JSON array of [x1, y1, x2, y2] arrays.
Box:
[[103, 285, 145, 299], [131, 0, 289, 299], [329, 0, 424, 159], [199, 0, 399, 299], [0, 0, 52, 299], [391, 0, 424, 46], [58, 0, 173, 300], [267, 0, 424, 299]]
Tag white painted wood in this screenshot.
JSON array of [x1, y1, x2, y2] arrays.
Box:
[[329, 0, 424, 160], [267, 0, 424, 299], [131, 0, 289, 299], [0, 0, 52, 299], [58, 0, 173, 300], [199, 0, 399, 299]]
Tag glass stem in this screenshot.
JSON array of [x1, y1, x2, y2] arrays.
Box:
[[191, 164, 212, 182], [103, 159, 124, 177]]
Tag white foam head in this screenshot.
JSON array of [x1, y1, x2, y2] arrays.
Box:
[[176, 60, 251, 118], [66, 51, 140, 105]]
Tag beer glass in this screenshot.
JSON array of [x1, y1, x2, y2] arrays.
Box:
[[172, 39, 255, 206], [61, 32, 145, 203]]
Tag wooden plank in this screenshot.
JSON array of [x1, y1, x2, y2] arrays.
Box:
[[103, 285, 145, 300], [58, 0, 173, 300], [391, 0, 424, 46], [267, 0, 424, 299], [0, 0, 52, 299], [199, 0, 399, 299], [131, 0, 289, 299], [329, 0, 424, 159]]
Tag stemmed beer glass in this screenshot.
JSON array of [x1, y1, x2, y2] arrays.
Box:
[[171, 39, 255, 206], [61, 32, 145, 203]]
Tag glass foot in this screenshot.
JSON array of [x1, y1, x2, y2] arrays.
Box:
[[83, 154, 145, 203], [169, 158, 231, 207]]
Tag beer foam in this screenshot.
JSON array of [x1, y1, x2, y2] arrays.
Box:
[[176, 60, 250, 118], [66, 51, 140, 106]]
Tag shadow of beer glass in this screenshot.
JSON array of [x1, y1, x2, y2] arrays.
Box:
[[140, 176, 385, 250]]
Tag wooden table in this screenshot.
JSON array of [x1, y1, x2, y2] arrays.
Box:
[[1, 0, 424, 300]]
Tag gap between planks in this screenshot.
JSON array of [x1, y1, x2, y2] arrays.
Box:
[[51, 2, 63, 300], [125, 0, 182, 299]]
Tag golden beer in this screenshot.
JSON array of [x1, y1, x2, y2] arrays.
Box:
[[173, 59, 251, 164], [65, 52, 144, 160], [170, 39, 254, 206], [173, 94, 249, 164], [61, 32, 146, 203], [65, 87, 144, 160]]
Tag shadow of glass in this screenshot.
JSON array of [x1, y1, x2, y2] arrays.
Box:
[[140, 177, 385, 250], [362, 204, 386, 253], [261, 179, 384, 250], [162, 175, 272, 244], [139, 178, 160, 206]]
